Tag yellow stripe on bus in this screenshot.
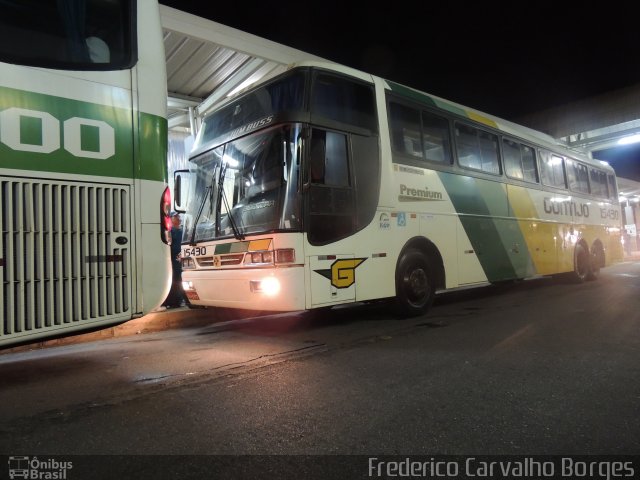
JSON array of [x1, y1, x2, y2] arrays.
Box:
[[466, 111, 498, 128], [507, 185, 558, 275], [248, 239, 272, 251]]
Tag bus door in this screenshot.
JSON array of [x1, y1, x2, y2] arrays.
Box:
[[305, 127, 358, 306]]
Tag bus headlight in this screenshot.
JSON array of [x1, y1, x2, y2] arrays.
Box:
[[182, 281, 194, 291], [244, 249, 295, 265], [246, 251, 275, 264], [250, 277, 280, 296]]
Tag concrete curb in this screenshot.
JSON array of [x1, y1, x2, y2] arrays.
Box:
[[1, 307, 234, 355]]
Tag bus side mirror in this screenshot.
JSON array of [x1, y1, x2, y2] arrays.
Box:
[[173, 169, 191, 212]]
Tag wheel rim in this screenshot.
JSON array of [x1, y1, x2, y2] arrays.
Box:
[[590, 251, 601, 276], [403, 266, 429, 306], [592, 253, 599, 273], [576, 249, 588, 278]]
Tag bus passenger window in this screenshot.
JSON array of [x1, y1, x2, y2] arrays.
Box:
[[521, 145, 538, 183], [421, 111, 452, 164], [456, 124, 481, 170], [456, 123, 500, 174], [589, 168, 609, 198], [566, 159, 590, 194], [539, 151, 566, 188], [503, 139, 538, 183], [478, 131, 500, 174], [503, 139, 523, 179], [607, 174, 618, 200], [389, 102, 422, 158]]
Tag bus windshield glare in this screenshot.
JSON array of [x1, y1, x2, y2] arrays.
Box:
[[184, 124, 302, 243]]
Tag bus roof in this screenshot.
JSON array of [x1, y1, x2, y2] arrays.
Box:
[[288, 60, 615, 174]]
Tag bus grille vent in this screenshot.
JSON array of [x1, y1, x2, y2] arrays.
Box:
[[0, 178, 131, 342]]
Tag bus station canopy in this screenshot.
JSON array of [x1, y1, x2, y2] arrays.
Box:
[[160, 5, 325, 133]]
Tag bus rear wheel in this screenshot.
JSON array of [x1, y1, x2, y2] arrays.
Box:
[[572, 243, 590, 283], [587, 243, 604, 281], [395, 249, 436, 317]]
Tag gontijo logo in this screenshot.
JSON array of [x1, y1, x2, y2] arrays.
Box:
[[0, 107, 115, 159], [314, 258, 367, 289]]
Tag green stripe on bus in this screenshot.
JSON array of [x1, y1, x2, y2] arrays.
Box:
[[214, 241, 252, 254], [387, 81, 437, 107], [475, 180, 536, 278], [438, 172, 519, 281], [0, 86, 166, 182], [138, 112, 168, 183], [431, 98, 467, 117]]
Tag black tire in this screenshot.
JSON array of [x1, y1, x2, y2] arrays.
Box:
[[572, 244, 590, 283], [395, 249, 436, 317], [587, 244, 604, 281]]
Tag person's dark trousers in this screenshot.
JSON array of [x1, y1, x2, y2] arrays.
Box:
[[163, 260, 186, 307]]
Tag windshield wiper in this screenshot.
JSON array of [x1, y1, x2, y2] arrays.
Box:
[[218, 162, 245, 241], [189, 172, 217, 246]]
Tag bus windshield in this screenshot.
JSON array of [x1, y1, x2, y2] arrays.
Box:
[[184, 124, 302, 243]]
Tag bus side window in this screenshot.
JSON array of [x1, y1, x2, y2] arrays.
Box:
[[455, 123, 500, 175], [539, 150, 567, 189], [325, 131, 349, 186], [503, 139, 538, 183], [310, 132, 326, 183], [389, 102, 422, 158], [307, 128, 354, 244], [607, 174, 618, 200], [0, 0, 132, 70], [503, 138, 523, 179], [566, 158, 590, 194], [521, 145, 538, 183], [309, 129, 349, 186], [589, 167, 609, 198], [421, 110, 452, 164], [311, 74, 377, 133]]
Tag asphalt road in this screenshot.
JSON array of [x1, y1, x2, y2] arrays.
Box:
[[1, 261, 639, 476]]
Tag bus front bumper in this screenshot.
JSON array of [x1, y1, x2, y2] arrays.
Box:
[[182, 265, 306, 311]]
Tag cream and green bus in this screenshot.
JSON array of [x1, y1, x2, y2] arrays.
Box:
[[176, 61, 623, 316], [0, 0, 171, 347]]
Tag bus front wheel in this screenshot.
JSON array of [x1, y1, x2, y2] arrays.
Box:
[[395, 249, 436, 317]]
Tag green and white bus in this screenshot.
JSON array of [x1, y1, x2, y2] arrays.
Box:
[[176, 61, 623, 316], [0, 0, 171, 347]]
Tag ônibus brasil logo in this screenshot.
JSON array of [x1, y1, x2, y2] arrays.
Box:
[[8, 456, 73, 479], [0, 107, 115, 159]]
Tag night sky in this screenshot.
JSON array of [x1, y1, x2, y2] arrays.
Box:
[[160, 1, 640, 180]]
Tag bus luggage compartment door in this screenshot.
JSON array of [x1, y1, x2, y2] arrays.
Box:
[[309, 254, 358, 307]]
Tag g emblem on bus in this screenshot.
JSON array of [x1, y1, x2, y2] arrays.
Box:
[[0, 107, 115, 159], [314, 258, 367, 289]]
